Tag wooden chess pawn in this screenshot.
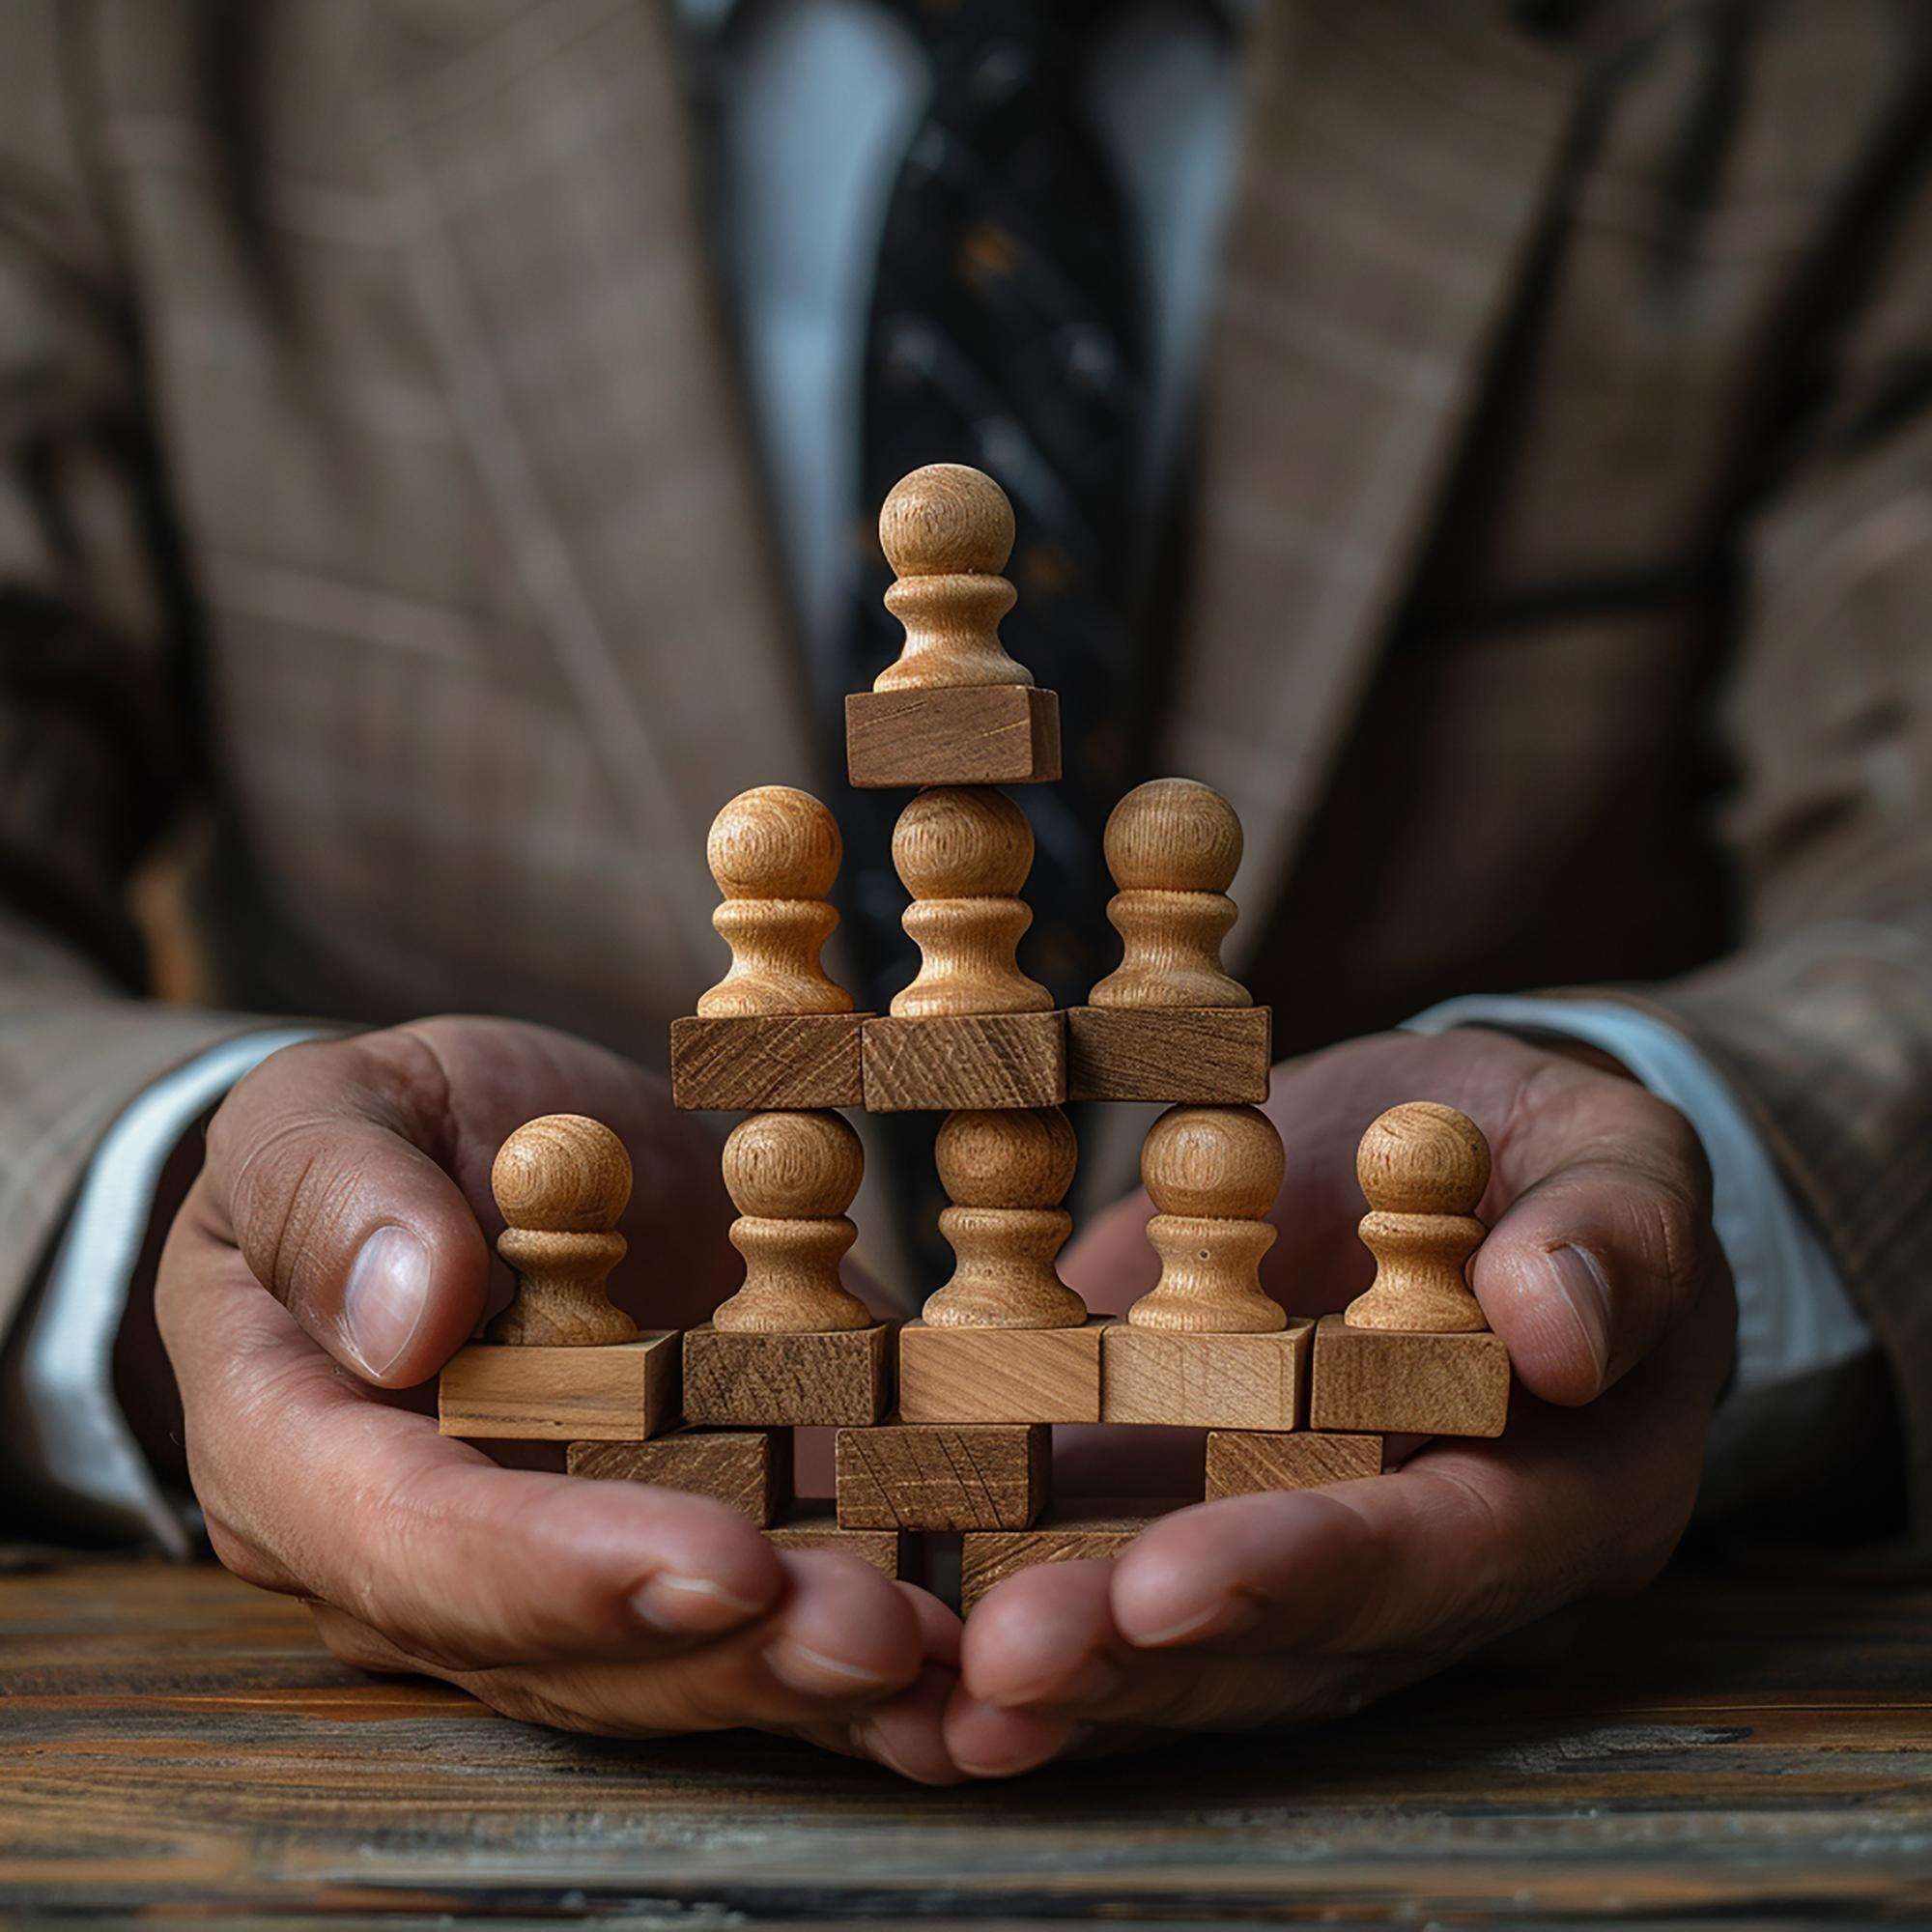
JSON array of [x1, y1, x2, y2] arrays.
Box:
[[890, 786, 1052, 1017], [1346, 1101, 1492, 1332], [1125, 1105, 1285, 1332], [486, 1115, 639, 1347], [924, 1108, 1087, 1328], [873, 464, 1032, 690], [712, 1110, 872, 1333], [696, 786, 855, 1017], [1089, 778, 1251, 1009]]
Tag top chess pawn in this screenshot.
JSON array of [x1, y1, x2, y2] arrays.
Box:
[[873, 465, 1032, 691], [696, 785, 855, 1017], [486, 1114, 639, 1347], [1345, 1101, 1492, 1332], [1089, 778, 1251, 1009]]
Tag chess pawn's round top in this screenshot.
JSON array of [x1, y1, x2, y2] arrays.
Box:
[[1140, 1104, 1283, 1220], [1346, 1101, 1492, 1333], [713, 1110, 871, 1333], [1356, 1100, 1491, 1214], [874, 465, 1032, 691], [936, 1107, 1078, 1208], [1089, 778, 1251, 1009], [1127, 1104, 1284, 1333], [697, 785, 855, 1017], [890, 786, 1052, 1017], [925, 1109, 1085, 1328], [486, 1114, 639, 1347], [721, 1108, 865, 1219]]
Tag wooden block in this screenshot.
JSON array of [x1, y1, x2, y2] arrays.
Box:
[[438, 1334, 679, 1442], [836, 1422, 1048, 1530], [1065, 1006, 1272, 1104], [1206, 1430, 1384, 1497], [960, 1500, 1179, 1613], [897, 1318, 1106, 1424], [764, 1500, 902, 1577], [845, 685, 1060, 788], [682, 1321, 893, 1428], [567, 1429, 792, 1525], [669, 1013, 867, 1111], [1101, 1321, 1313, 1431], [1309, 1314, 1510, 1437], [862, 1011, 1065, 1111]]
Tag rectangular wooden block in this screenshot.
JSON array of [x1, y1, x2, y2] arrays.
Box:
[[682, 1322, 893, 1428], [1065, 1006, 1273, 1104], [1309, 1315, 1511, 1437], [845, 684, 1060, 788], [862, 1011, 1065, 1111], [438, 1334, 679, 1442], [568, 1429, 793, 1526], [764, 1501, 903, 1578], [897, 1318, 1107, 1424], [1206, 1430, 1384, 1497], [960, 1500, 1179, 1613], [836, 1422, 1048, 1530], [668, 1013, 867, 1111], [1101, 1321, 1314, 1431]]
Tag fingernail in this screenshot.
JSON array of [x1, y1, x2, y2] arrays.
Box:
[[342, 1225, 431, 1378], [956, 1720, 1094, 1779], [1130, 1594, 1260, 1650], [631, 1573, 768, 1637], [1548, 1244, 1612, 1385], [764, 1638, 895, 1696], [1001, 1651, 1122, 1710]]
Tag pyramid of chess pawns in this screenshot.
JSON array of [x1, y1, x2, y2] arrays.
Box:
[[439, 465, 1511, 1599]]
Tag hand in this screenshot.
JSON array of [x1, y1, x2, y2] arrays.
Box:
[[945, 1026, 1736, 1775], [157, 1016, 961, 1782]]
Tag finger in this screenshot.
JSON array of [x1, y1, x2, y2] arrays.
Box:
[[194, 1019, 733, 1387], [320, 1548, 924, 1734], [1475, 1080, 1720, 1404], [164, 1236, 785, 1667]]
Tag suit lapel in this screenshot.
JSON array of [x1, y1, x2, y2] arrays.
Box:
[[1170, 0, 1580, 965], [370, 0, 810, 980]]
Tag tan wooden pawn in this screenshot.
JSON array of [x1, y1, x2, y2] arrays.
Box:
[[1345, 1102, 1492, 1332], [873, 464, 1030, 690], [890, 786, 1052, 1017], [1125, 1105, 1285, 1333], [486, 1115, 638, 1347], [1089, 778, 1251, 1009], [712, 1110, 872, 1333], [924, 1108, 1087, 1329], [696, 786, 855, 1017]]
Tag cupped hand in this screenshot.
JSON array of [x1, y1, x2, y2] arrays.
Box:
[[946, 1025, 1736, 1776], [156, 1016, 961, 1783]]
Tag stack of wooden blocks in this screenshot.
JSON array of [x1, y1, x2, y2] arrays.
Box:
[[439, 465, 1512, 1608]]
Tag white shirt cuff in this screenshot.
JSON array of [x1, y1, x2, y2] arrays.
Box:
[[1403, 996, 1874, 1396], [15, 1028, 325, 1552]]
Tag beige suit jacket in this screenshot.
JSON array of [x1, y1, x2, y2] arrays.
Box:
[[2, 0, 1929, 1565]]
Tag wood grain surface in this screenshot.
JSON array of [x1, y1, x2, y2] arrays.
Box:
[[669, 1012, 867, 1110], [1101, 1322, 1312, 1430], [862, 1012, 1067, 1112], [1065, 1005, 1272, 1103], [567, 1429, 792, 1525], [845, 685, 1061, 788], [0, 1558, 1927, 1921], [835, 1422, 1049, 1530], [1309, 1313, 1510, 1437], [682, 1321, 894, 1427], [437, 1333, 679, 1441]]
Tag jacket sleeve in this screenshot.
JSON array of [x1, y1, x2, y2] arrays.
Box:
[[1632, 180, 1932, 1577], [0, 2, 269, 1352]]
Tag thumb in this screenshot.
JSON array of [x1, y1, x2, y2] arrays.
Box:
[[1473, 1086, 1725, 1406], [195, 1035, 492, 1386]]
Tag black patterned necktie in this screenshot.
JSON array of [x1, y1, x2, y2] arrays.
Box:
[[843, 0, 1152, 1023]]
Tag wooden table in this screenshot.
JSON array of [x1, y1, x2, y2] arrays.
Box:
[[2, 1557, 1927, 1924]]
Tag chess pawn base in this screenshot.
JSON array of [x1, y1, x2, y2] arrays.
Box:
[[923, 1207, 1086, 1329], [1346, 1210, 1488, 1331], [487, 1229, 638, 1346], [1127, 1215, 1283, 1332], [713, 1214, 872, 1333]]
